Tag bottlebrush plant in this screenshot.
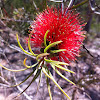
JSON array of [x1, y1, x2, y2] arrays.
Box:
[[0, 7, 86, 100]]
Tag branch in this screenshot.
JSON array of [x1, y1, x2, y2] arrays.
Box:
[[65, 0, 75, 14], [50, 0, 63, 3], [62, 0, 64, 14], [69, 0, 88, 10], [1, 18, 33, 23], [33, 0, 39, 12], [83, 45, 94, 58], [13, 76, 32, 100], [89, 0, 100, 15]]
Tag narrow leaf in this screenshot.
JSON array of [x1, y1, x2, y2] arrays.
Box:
[[44, 41, 62, 53], [23, 58, 38, 68], [44, 30, 49, 47], [51, 64, 75, 85], [36, 53, 49, 60], [15, 68, 41, 98], [50, 49, 66, 53], [28, 33, 37, 56], [46, 77, 52, 100], [52, 63, 75, 74], [16, 34, 32, 55], [11, 67, 37, 87], [42, 67, 71, 100], [36, 70, 42, 95], [0, 64, 28, 72], [44, 58, 69, 65]]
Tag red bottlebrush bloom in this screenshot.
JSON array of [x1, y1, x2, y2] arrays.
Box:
[[29, 7, 85, 63]]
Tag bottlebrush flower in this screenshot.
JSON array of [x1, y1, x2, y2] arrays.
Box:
[[29, 7, 85, 63]]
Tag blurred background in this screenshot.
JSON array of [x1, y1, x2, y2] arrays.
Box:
[[0, 0, 100, 100]]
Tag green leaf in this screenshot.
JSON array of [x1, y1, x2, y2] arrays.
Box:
[[16, 34, 33, 55], [44, 30, 49, 47], [23, 58, 38, 68], [42, 67, 71, 100], [28, 33, 37, 56], [50, 49, 66, 53], [44, 41, 62, 53], [0, 64, 28, 72], [15, 68, 41, 98], [51, 64, 75, 85], [46, 77, 52, 100], [36, 53, 49, 60], [36, 70, 42, 94], [44, 58, 69, 65], [10, 66, 37, 87], [52, 63, 75, 74]]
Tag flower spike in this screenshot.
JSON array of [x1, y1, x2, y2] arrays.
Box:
[[30, 7, 85, 62]]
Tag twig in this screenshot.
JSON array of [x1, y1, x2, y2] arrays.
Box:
[[62, 0, 64, 14], [65, 0, 75, 14], [89, 0, 100, 15], [1, 17, 33, 23], [0, 19, 6, 27], [67, 0, 75, 9], [66, 85, 92, 100], [9, 44, 36, 59], [0, 83, 10, 87], [72, 89, 76, 100], [83, 45, 94, 58], [13, 76, 32, 100], [76, 86, 92, 100], [33, 0, 39, 12], [69, 0, 88, 10], [0, 76, 10, 85], [50, 0, 63, 3]]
